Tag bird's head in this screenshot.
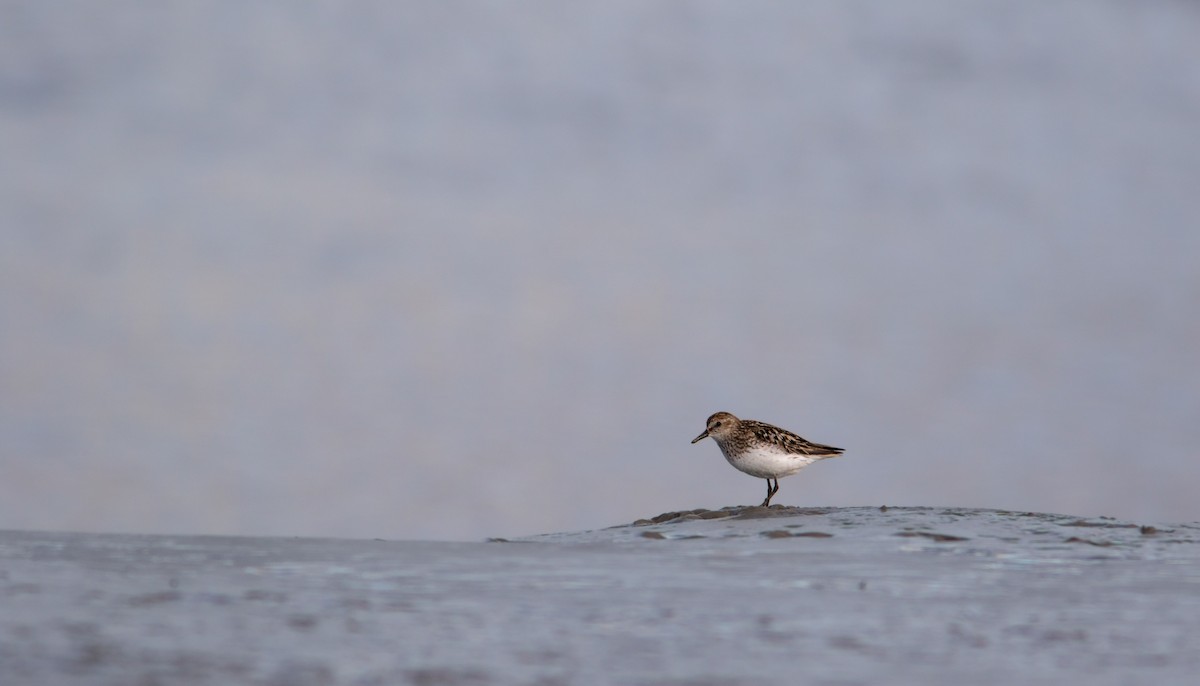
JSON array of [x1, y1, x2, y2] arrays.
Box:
[[691, 411, 739, 444]]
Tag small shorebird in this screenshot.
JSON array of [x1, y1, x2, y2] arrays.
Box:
[[691, 411, 843, 507]]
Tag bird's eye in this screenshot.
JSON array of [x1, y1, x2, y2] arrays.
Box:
[[712, 421, 722, 428]]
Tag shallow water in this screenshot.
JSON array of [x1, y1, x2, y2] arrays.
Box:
[[2, 507, 1198, 685]]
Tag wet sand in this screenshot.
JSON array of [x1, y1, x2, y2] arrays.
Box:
[[3, 507, 1199, 684]]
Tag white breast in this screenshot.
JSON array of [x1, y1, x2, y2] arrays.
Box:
[[721, 444, 829, 479]]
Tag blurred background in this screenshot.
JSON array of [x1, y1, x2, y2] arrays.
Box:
[[2, 1, 1198, 541]]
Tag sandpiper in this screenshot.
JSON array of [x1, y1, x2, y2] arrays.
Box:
[[691, 411, 843, 507]]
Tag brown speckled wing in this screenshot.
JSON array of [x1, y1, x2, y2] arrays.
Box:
[[745, 421, 844, 457]]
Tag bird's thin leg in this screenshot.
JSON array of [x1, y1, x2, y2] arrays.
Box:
[[762, 478, 779, 507]]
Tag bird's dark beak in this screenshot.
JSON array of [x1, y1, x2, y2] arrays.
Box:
[[691, 429, 709, 444]]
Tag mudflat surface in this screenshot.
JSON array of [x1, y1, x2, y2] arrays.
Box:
[[2, 507, 1199, 685]]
